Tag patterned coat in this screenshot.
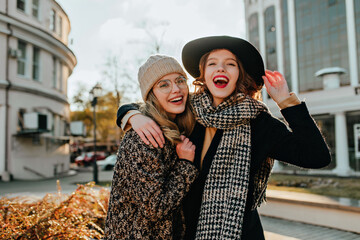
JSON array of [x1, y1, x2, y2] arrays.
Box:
[[104, 130, 199, 240]]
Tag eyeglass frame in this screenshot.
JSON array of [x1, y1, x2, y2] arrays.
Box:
[[153, 75, 188, 94]]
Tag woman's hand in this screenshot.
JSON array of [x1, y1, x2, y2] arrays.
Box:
[[176, 135, 196, 163], [129, 114, 165, 148], [262, 70, 291, 104]]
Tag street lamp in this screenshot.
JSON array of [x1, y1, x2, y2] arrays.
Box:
[[89, 83, 102, 184]]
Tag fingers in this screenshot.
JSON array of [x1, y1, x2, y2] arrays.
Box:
[[142, 128, 159, 148], [135, 129, 150, 146], [131, 114, 165, 148], [264, 70, 278, 87], [150, 121, 165, 145], [145, 124, 165, 148], [176, 137, 196, 162], [263, 70, 291, 104]]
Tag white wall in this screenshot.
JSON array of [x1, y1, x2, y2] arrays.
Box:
[[0, 100, 6, 174]]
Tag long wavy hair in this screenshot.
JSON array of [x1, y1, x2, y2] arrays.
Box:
[[193, 49, 263, 101], [140, 90, 195, 145]]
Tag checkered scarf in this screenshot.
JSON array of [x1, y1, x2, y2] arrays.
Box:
[[191, 91, 274, 239]]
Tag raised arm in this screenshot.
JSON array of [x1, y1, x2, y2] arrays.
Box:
[[260, 70, 331, 168], [116, 103, 165, 148]]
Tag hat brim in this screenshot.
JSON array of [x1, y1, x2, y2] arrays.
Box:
[[181, 36, 265, 87]]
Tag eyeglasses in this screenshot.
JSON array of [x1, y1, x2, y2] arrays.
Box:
[[155, 76, 188, 94]]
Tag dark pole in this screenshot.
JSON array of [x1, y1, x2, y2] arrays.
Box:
[[92, 97, 98, 184]]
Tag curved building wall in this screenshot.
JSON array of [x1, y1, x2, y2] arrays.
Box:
[[245, 0, 360, 176], [0, 0, 76, 180]]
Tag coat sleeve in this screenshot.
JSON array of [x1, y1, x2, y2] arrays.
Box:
[[116, 103, 140, 127], [111, 131, 198, 222], [264, 102, 331, 168]]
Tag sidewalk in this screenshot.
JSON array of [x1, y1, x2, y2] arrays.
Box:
[[262, 216, 360, 240], [1, 168, 359, 239], [0, 167, 114, 197], [259, 189, 360, 234]]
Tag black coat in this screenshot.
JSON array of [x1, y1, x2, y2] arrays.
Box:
[[116, 103, 331, 239]]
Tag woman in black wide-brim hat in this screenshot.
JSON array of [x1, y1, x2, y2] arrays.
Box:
[[116, 36, 331, 239]]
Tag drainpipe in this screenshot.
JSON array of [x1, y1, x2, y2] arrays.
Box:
[[3, 0, 12, 181]]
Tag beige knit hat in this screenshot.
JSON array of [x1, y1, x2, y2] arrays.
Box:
[[138, 55, 187, 101]]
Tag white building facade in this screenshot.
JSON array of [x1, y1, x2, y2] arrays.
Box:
[[0, 0, 76, 180], [244, 0, 360, 176]]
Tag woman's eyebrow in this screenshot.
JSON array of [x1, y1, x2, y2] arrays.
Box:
[[207, 57, 236, 61]]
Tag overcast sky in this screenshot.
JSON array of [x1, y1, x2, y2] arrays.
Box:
[[56, 0, 247, 108]]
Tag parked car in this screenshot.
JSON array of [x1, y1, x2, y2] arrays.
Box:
[[75, 152, 106, 166], [83, 152, 106, 166], [74, 153, 86, 166], [97, 154, 117, 171]]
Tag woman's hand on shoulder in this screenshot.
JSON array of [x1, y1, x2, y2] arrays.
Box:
[[176, 135, 196, 163], [262, 70, 291, 104], [129, 114, 165, 148]]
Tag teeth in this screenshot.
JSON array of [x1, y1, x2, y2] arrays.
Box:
[[214, 77, 228, 83], [170, 97, 183, 102]]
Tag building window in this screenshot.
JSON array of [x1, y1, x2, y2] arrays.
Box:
[[57, 16, 63, 37], [313, 114, 335, 169], [17, 40, 27, 76], [346, 111, 360, 171], [52, 56, 57, 88], [295, 0, 349, 92], [32, 47, 40, 81], [17, 109, 26, 132], [264, 6, 277, 71], [50, 9, 56, 32], [17, 0, 25, 11], [32, 0, 39, 18], [59, 62, 63, 92], [249, 13, 260, 51]]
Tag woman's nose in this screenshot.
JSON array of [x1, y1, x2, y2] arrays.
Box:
[[216, 64, 225, 72], [171, 82, 181, 92]]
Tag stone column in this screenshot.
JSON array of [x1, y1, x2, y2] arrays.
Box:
[[333, 112, 353, 176], [258, 0, 269, 105], [345, 0, 359, 86], [287, 0, 299, 94]]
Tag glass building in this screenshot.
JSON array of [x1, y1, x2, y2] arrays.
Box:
[[245, 0, 360, 176]]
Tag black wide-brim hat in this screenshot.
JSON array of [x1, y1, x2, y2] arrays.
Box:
[[182, 35, 265, 87]]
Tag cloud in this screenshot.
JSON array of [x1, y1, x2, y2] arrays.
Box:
[[58, 0, 247, 103]]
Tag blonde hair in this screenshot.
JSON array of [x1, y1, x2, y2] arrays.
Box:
[[140, 90, 195, 145], [193, 49, 263, 101]]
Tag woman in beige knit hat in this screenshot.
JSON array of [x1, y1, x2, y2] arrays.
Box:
[[104, 55, 199, 240], [116, 36, 331, 240]]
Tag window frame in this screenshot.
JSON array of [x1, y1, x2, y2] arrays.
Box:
[[17, 40, 27, 76], [17, 0, 26, 12], [32, 0, 40, 18], [32, 46, 40, 81]]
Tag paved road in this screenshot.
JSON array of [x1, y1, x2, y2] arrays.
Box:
[[262, 216, 360, 240], [1, 168, 359, 239]]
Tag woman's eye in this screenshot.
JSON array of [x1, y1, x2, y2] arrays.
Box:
[[207, 62, 215, 66], [227, 62, 237, 66], [158, 81, 170, 88]]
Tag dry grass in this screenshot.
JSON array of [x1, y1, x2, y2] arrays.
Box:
[[268, 174, 360, 200], [0, 181, 110, 240]]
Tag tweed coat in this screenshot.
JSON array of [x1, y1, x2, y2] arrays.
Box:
[[104, 130, 198, 240]]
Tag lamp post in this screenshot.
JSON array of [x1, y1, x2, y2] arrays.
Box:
[[89, 83, 102, 184]]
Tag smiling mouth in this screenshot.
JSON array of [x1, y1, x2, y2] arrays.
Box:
[[169, 96, 183, 103], [213, 76, 229, 88]]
